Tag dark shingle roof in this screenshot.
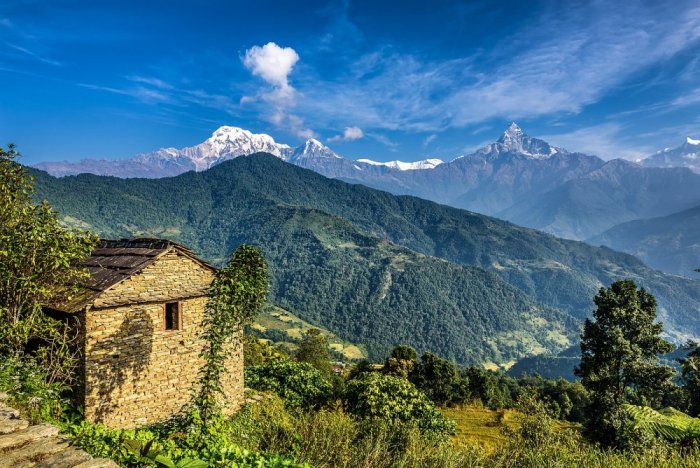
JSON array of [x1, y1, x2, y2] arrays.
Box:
[[53, 238, 214, 313]]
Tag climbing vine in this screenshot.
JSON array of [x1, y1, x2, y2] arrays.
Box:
[[194, 244, 268, 423]]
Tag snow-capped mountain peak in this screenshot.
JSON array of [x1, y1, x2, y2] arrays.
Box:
[[290, 138, 341, 162], [357, 158, 444, 171], [498, 122, 524, 144], [642, 136, 700, 173], [486, 122, 561, 158], [134, 126, 292, 171]]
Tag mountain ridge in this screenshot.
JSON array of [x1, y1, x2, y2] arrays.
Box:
[[29, 153, 700, 355]]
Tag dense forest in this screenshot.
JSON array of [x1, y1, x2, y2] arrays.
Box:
[[29, 154, 700, 365]]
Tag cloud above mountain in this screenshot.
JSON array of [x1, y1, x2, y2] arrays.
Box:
[[328, 126, 364, 142], [242, 42, 314, 139]]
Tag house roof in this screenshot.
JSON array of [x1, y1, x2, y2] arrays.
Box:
[[53, 238, 215, 313]]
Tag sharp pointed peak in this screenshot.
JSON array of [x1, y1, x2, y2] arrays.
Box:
[[305, 138, 325, 147], [505, 122, 523, 133], [498, 122, 526, 143]]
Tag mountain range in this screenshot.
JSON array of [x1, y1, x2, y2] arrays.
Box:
[[29, 154, 700, 366], [34, 123, 700, 276]]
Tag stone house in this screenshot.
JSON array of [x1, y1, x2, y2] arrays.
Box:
[[46, 238, 243, 428]]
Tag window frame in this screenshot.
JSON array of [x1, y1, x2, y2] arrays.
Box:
[[163, 301, 182, 331]]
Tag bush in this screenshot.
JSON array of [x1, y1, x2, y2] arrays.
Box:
[[245, 358, 333, 408], [0, 355, 69, 423], [67, 416, 305, 467], [344, 372, 456, 440]]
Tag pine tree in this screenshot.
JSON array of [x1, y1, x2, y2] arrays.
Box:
[[575, 279, 674, 445]]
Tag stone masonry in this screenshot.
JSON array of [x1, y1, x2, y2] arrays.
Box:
[[51, 239, 244, 428]]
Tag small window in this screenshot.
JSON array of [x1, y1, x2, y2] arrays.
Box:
[[164, 302, 181, 331]]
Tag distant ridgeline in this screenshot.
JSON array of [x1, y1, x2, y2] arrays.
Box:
[[508, 345, 693, 381], [30, 154, 700, 366]]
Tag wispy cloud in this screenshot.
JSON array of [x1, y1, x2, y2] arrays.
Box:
[[366, 132, 399, 150], [77, 82, 173, 104], [4, 42, 61, 66], [125, 75, 174, 90], [290, 1, 700, 133], [422, 134, 437, 147], [541, 123, 656, 161], [670, 88, 700, 108]]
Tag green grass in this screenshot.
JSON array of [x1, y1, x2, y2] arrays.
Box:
[[441, 405, 579, 453], [441, 406, 522, 451]]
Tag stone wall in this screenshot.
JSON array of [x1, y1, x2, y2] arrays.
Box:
[[82, 249, 243, 428]]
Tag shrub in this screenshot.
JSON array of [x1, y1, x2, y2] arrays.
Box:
[[344, 372, 456, 440], [245, 358, 333, 408], [0, 355, 69, 423]]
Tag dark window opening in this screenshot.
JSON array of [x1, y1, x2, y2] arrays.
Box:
[[165, 302, 180, 330]]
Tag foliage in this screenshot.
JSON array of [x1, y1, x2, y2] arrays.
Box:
[[575, 280, 675, 445], [681, 341, 700, 416], [0, 354, 69, 423], [295, 328, 332, 377], [245, 358, 333, 408], [228, 397, 479, 468], [123, 439, 207, 468], [0, 145, 96, 360], [344, 372, 456, 440], [67, 418, 305, 467], [243, 335, 288, 367], [195, 244, 268, 422], [410, 352, 471, 406], [383, 344, 417, 378], [624, 404, 700, 442]]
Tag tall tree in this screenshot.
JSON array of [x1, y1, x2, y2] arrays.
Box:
[[196, 244, 268, 422], [0, 144, 96, 358], [575, 279, 674, 445], [680, 341, 700, 416], [295, 328, 332, 376]]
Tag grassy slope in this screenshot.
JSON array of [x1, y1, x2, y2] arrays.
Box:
[[252, 305, 366, 361], [441, 406, 578, 452]]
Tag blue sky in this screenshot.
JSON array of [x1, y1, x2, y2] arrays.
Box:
[[1, 0, 700, 164]]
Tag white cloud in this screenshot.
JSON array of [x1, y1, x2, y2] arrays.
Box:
[[242, 42, 315, 139], [293, 2, 700, 132], [243, 42, 299, 99], [328, 126, 364, 142], [670, 88, 700, 107]]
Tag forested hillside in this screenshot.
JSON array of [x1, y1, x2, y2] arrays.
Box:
[[30, 154, 700, 355], [589, 204, 700, 277]]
